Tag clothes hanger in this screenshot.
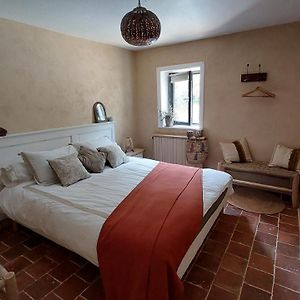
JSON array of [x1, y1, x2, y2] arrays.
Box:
[[242, 86, 275, 98]]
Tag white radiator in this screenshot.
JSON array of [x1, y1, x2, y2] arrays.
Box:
[[153, 134, 187, 165]]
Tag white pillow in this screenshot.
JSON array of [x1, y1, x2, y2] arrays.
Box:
[[21, 145, 77, 185], [220, 138, 253, 163], [72, 136, 113, 152], [269, 144, 294, 169], [0, 162, 33, 187], [220, 143, 240, 163], [98, 143, 129, 168]]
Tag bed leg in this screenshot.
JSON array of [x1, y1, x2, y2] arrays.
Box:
[[4, 272, 18, 300], [11, 221, 18, 232], [292, 174, 299, 209]]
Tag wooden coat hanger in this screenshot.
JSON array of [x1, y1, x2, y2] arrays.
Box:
[[242, 86, 275, 98]]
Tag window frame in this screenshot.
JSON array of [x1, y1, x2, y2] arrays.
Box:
[[157, 62, 205, 130]]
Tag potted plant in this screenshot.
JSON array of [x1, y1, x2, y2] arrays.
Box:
[[159, 106, 175, 127]]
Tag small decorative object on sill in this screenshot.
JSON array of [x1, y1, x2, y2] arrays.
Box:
[[186, 136, 208, 167], [159, 106, 175, 128], [124, 137, 134, 153], [0, 128, 7, 137], [186, 131, 194, 139], [120, 0, 161, 47]]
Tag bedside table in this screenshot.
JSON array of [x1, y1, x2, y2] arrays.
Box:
[[126, 148, 144, 158]]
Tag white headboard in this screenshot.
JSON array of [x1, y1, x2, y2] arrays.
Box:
[[0, 122, 115, 168]]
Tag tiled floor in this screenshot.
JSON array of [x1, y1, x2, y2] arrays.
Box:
[[0, 202, 299, 300]]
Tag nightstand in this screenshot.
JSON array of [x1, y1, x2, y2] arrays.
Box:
[[126, 148, 144, 158]]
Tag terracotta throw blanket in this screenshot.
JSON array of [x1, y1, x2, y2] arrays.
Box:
[[97, 162, 203, 300]]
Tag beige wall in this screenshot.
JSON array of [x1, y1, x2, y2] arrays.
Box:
[[0, 18, 136, 144], [135, 22, 300, 167]]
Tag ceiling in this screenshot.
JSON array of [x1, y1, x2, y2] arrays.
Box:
[[0, 0, 300, 50]]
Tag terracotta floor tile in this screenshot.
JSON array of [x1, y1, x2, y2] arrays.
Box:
[[25, 274, 59, 300], [239, 214, 259, 226], [281, 208, 298, 217], [18, 292, 32, 300], [276, 254, 300, 275], [280, 223, 299, 235], [202, 239, 227, 258], [54, 275, 89, 300], [255, 231, 277, 246], [69, 253, 89, 267], [186, 265, 215, 289], [5, 256, 32, 274], [240, 283, 271, 300], [241, 210, 259, 219], [273, 284, 300, 300], [42, 293, 62, 300], [183, 282, 208, 300], [220, 253, 247, 276], [275, 267, 300, 292], [248, 253, 274, 274], [0, 230, 28, 247], [231, 231, 254, 247], [278, 231, 299, 246], [252, 241, 275, 259], [23, 236, 45, 249], [224, 205, 242, 217], [195, 252, 221, 273], [0, 242, 9, 253], [209, 229, 231, 245], [16, 271, 35, 291], [76, 262, 99, 283], [214, 221, 236, 234], [277, 242, 299, 258], [245, 267, 273, 292], [50, 260, 80, 282], [45, 246, 72, 264], [257, 222, 278, 236], [81, 278, 106, 300], [0, 255, 7, 265], [260, 215, 278, 226], [235, 221, 257, 235], [24, 244, 48, 262], [207, 285, 237, 300], [280, 214, 299, 226], [227, 241, 251, 260], [26, 257, 58, 279], [219, 214, 239, 225], [214, 268, 243, 294], [1, 244, 28, 261]]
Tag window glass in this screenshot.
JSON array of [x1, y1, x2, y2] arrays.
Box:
[[192, 73, 200, 124], [173, 79, 189, 124]]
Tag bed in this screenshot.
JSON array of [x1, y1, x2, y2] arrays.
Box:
[[0, 123, 233, 290]]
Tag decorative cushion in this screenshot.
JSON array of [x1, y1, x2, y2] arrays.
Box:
[[220, 138, 252, 163], [0, 162, 33, 187], [72, 137, 113, 152], [48, 153, 91, 187], [78, 146, 107, 173], [21, 145, 77, 185], [269, 144, 300, 170], [98, 143, 129, 168]]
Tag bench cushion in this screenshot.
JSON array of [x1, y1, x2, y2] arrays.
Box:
[[222, 161, 297, 179]]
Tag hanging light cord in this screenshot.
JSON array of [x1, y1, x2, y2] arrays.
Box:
[[138, 0, 141, 7]]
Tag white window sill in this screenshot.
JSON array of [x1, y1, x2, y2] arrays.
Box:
[[158, 125, 201, 130]]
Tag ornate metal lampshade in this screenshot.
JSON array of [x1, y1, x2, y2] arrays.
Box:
[[120, 0, 161, 47]]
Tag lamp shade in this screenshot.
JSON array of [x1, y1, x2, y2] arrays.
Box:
[[120, 1, 161, 46]]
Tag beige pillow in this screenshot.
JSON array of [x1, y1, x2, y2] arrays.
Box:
[[0, 162, 33, 187], [269, 144, 300, 170], [72, 137, 113, 152], [21, 145, 77, 185], [220, 138, 252, 163], [98, 143, 129, 168], [48, 153, 90, 187], [78, 146, 107, 173]]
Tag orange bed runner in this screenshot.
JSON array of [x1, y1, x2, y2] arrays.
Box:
[[97, 162, 203, 300]]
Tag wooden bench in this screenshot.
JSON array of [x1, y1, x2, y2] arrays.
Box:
[[218, 161, 300, 208]]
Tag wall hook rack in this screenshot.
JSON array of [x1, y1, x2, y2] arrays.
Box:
[[241, 64, 267, 82]]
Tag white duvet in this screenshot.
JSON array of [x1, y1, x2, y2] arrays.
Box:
[[0, 157, 232, 266]]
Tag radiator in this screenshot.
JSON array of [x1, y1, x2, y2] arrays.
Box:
[[153, 134, 187, 165]]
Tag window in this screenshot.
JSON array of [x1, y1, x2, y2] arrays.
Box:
[[157, 62, 204, 129]]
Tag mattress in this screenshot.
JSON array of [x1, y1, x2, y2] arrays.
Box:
[[0, 157, 233, 268]]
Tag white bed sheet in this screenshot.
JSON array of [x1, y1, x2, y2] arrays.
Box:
[[0, 157, 233, 267]]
